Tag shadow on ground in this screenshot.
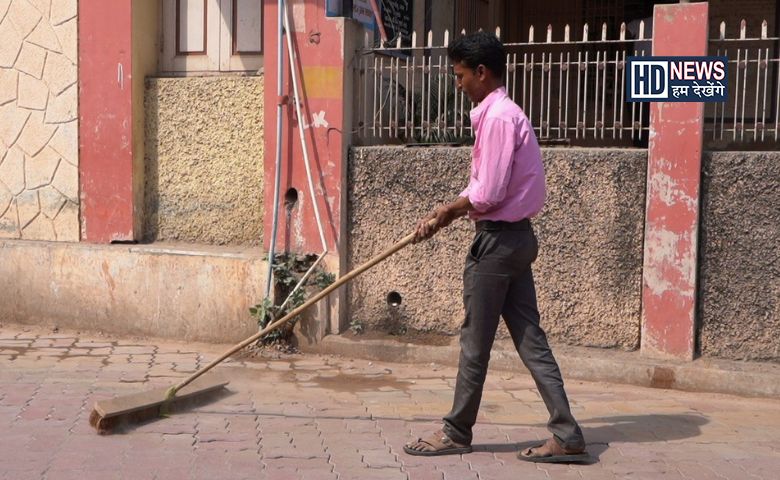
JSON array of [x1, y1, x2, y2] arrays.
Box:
[[471, 414, 709, 463]]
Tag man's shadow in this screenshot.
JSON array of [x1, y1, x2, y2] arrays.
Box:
[[472, 414, 709, 463]]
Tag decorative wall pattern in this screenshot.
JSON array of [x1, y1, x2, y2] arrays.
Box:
[[144, 76, 265, 246], [0, 0, 78, 241]]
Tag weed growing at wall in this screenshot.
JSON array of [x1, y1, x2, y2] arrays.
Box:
[[249, 254, 335, 344]]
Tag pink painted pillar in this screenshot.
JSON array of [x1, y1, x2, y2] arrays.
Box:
[[79, 0, 135, 242], [641, 2, 709, 361], [262, 0, 347, 255]]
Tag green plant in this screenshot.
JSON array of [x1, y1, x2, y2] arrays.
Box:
[[349, 319, 364, 335], [249, 254, 335, 344]]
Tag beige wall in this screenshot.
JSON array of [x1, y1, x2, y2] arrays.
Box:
[[348, 146, 646, 351], [0, 239, 267, 343], [0, 0, 78, 241], [144, 76, 265, 245]]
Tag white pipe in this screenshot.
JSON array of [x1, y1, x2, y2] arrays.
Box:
[[276, 254, 327, 313], [264, 0, 286, 299], [282, 1, 328, 255]]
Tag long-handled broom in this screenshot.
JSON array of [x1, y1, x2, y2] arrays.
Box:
[[89, 223, 429, 434]]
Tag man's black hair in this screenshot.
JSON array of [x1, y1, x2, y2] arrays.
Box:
[[447, 31, 506, 78]]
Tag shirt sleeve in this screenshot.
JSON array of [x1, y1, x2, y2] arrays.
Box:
[[467, 118, 517, 213]]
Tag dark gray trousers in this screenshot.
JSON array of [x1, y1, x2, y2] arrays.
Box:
[[442, 223, 585, 450]]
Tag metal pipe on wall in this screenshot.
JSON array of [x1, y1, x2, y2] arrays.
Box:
[[264, 0, 286, 300]]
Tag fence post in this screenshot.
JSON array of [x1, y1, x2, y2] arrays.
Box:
[[640, 2, 709, 361]]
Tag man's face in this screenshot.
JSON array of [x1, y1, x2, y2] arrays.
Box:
[[453, 61, 487, 103]]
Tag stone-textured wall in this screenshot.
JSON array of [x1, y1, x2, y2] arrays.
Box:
[[348, 146, 646, 350], [699, 151, 780, 362], [144, 76, 264, 245], [0, 0, 78, 241]]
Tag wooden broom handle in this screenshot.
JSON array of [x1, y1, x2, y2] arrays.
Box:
[[173, 224, 427, 393]]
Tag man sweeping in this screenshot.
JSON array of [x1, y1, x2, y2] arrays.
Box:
[[403, 32, 588, 463]]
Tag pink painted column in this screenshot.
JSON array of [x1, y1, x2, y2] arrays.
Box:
[[79, 0, 135, 242], [641, 2, 709, 361], [262, 0, 346, 255]]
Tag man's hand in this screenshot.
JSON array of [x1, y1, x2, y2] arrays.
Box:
[[413, 197, 475, 244], [413, 206, 456, 243]]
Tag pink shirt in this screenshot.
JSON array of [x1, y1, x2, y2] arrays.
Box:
[[460, 87, 546, 222]]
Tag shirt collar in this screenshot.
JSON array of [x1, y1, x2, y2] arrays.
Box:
[[470, 86, 507, 125]]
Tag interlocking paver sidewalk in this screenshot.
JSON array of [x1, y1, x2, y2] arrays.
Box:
[[2, 323, 780, 480]]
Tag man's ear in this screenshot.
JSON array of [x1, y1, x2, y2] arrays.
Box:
[[476, 64, 486, 80]]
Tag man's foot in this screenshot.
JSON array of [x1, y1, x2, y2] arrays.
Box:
[[403, 429, 473, 456], [517, 438, 590, 464]]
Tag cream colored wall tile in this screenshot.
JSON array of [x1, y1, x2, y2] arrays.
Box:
[[0, 68, 17, 105], [28, 18, 61, 53], [44, 82, 75, 123], [27, 0, 51, 19], [15, 42, 46, 79], [50, 0, 76, 26], [0, 1, 11, 23], [0, 19, 24, 68], [0, 175, 12, 214], [53, 199, 77, 241], [0, 103, 30, 146], [47, 119, 75, 165], [42, 51, 74, 95], [16, 111, 55, 155], [18, 71, 49, 110], [51, 155, 76, 202], [21, 209, 55, 239], [7, 0, 42, 38], [0, 198, 19, 238], [52, 17, 75, 63], [0, 145, 24, 194], [0, 1, 80, 243], [16, 188, 39, 228], [39, 183, 65, 219], [25, 144, 59, 188]]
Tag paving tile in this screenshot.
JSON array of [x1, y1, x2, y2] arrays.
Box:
[[1, 326, 780, 480]]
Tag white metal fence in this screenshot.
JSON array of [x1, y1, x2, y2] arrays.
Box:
[[354, 22, 652, 146], [705, 20, 780, 148]]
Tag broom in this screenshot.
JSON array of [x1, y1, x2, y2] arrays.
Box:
[[89, 222, 430, 433]]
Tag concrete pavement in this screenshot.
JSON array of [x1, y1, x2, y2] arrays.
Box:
[[2, 323, 780, 480]]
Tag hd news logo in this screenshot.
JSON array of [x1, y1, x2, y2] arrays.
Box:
[[627, 56, 728, 102]]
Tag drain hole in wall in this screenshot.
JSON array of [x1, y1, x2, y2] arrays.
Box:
[[284, 188, 299, 209], [386, 291, 402, 307]]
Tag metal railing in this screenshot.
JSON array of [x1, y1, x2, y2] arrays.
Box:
[[706, 20, 780, 149], [354, 22, 652, 146]]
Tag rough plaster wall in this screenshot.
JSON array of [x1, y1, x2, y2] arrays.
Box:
[[0, 0, 79, 241], [699, 151, 780, 362], [348, 146, 646, 349], [144, 76, 264, 245]]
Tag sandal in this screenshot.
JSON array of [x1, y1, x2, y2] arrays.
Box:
[[403, 429, 473, 456], [517, 438, 590, 464]]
